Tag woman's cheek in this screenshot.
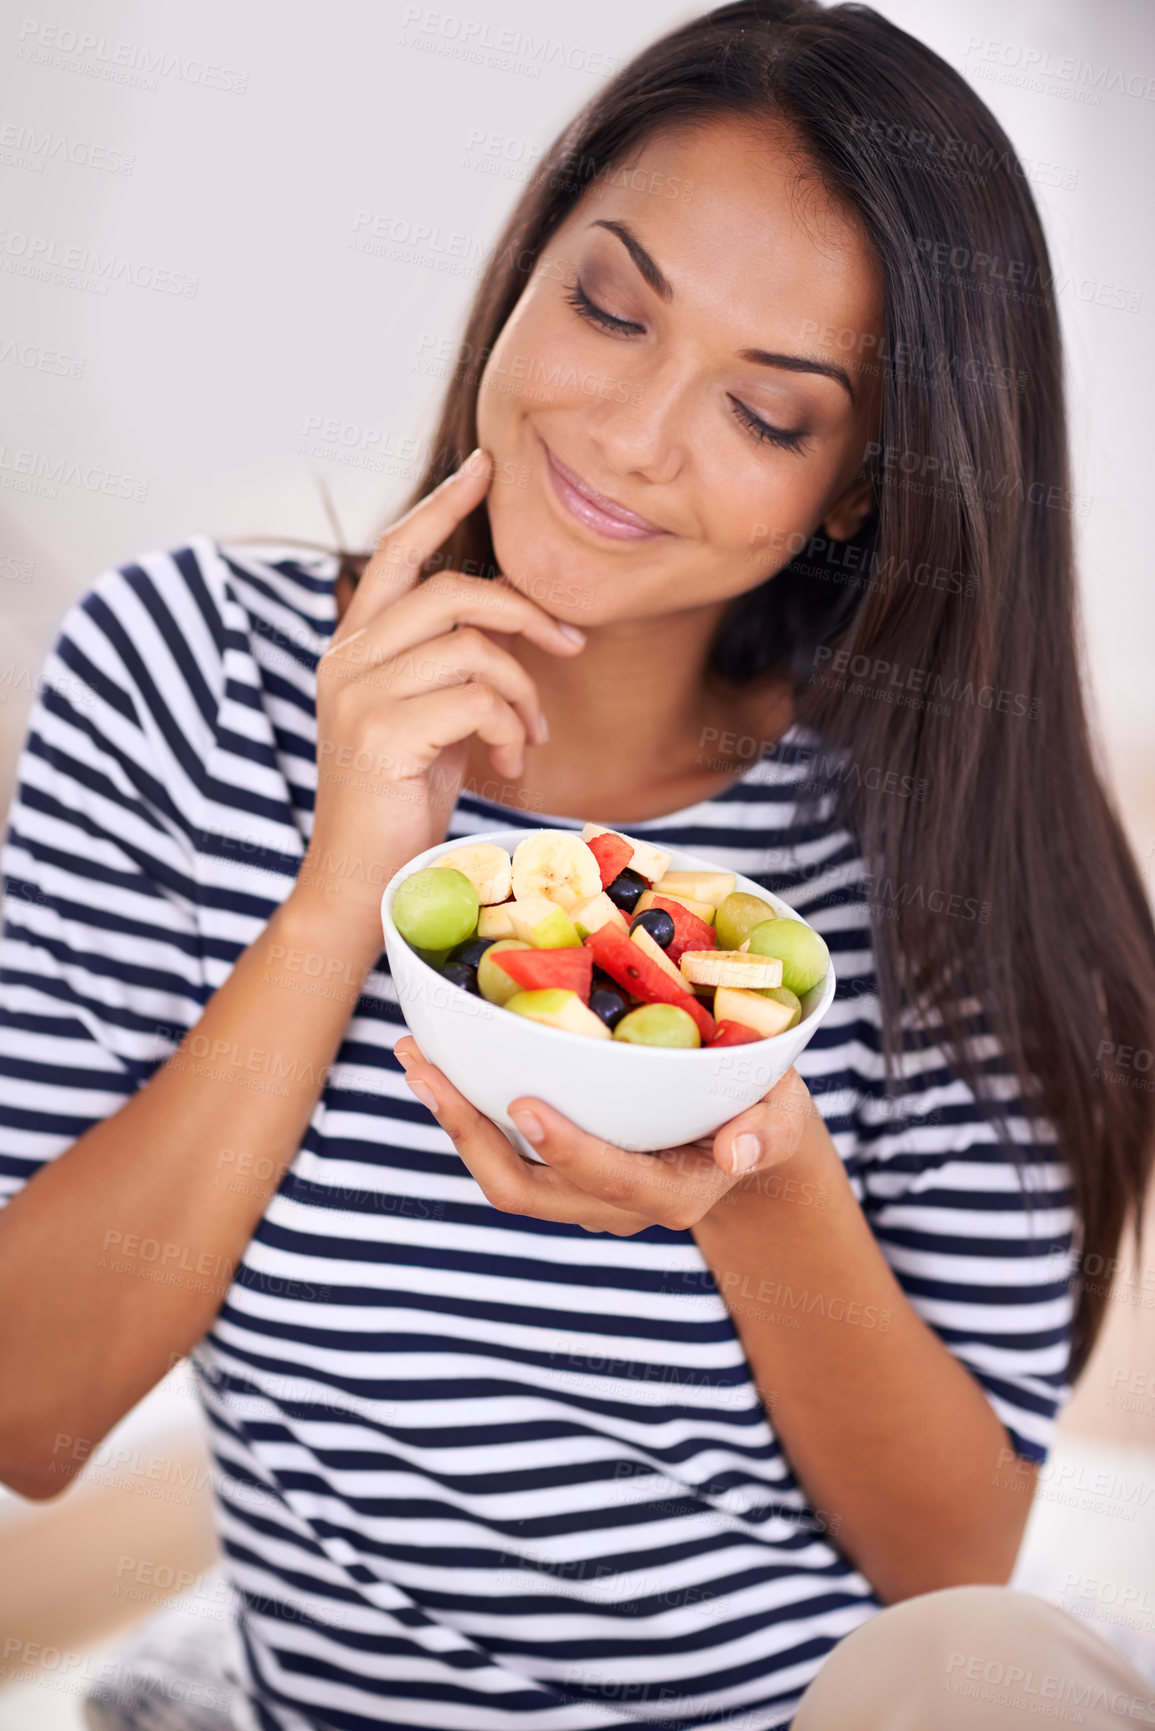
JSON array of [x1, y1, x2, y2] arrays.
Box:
[[724, 466, 832, 566], [485, 474, 567, 600], [474, 368, 510, 456], [708, 472, 787, 563]]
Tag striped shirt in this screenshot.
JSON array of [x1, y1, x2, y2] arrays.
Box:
[[0, 537, 1076, 1730]]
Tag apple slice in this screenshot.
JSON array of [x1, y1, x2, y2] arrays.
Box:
[[495, 946, 593, 1000], [508, 897, 582, 948], [761, 985, 802, 1030], [713, 985, 796, 1038], [505, 988, 611, 1040], [477, 902, 517, 939], [570, 891, 630, 938], [635, 887, 716, 925], [581, 822, 671, 886], [680, 951, 784, 990], [654, 869, 736, 909]]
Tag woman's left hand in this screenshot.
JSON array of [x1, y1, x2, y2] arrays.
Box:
[[393, 1038, 815, 1234]]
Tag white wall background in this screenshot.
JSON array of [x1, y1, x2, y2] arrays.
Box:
[[0, 0, 1152, 837]]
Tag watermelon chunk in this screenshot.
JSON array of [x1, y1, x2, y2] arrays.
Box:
[[585, 923, 716, 1041], [587, 831, 634, 890], [707, 1019, 764, 1048], [648, 894, 717, 964], [494, 946, 593, 1001]]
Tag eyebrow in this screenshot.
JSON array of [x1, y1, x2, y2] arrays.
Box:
[[588, 217, 857, 405]]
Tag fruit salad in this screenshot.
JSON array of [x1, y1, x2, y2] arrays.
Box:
[[389, 825, 830, 1049]]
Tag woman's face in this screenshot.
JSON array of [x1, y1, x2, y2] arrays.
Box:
[[475, 114, 886, 625]]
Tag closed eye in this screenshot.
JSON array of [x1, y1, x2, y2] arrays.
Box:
[[727, 396, 808, 455], [563, 279, 809, 455], [564, 279, 640, 335]]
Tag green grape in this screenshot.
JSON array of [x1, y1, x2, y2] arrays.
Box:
[[612, 1003, 700, 1048], [413, 944, 453, 971], [746, 918, 829, 996], [393, 867, 479, 952], [757, 984, 802, 1029], [477, 938, 531, 1005], [714, 891, 777, 952]]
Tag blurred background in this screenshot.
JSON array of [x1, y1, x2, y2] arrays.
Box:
[[1, 0, 1152, 1722]]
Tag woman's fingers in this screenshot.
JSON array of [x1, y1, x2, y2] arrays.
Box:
[[380, 682, 531, 783], [710, 1066, 815, 1178], [311, 447, 587, 847], [503, 1096, 734, 1230], [371, 627, 548, 748], [393, 1038, 817, 1232], [337, 570, 587, 671], [337, 448, 494, 635], [394, 1042, 654, 1235], [393, 1044, 817, 1235]]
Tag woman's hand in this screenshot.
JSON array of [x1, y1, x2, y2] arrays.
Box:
[[393, 1037, 814, 1232], [293, 447, 588, 934]]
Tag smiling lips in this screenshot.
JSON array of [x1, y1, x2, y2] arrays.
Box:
[[543, 441, 669, 542]]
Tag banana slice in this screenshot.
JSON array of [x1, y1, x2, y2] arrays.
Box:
[[580, 822, 671, 886], [511, 830, 601, 911], [679, 950, 784, 989], [433, 842, 512, 905]]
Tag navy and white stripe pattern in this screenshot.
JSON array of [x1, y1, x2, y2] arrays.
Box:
[[0, 538, 1075, 1730]]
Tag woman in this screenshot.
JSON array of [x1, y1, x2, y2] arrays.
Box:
[[2, 2, 1153, 1727]]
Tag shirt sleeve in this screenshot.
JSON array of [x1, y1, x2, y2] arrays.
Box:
[[840, 990, 1076, 1465], [0, 545, 224, 1209]]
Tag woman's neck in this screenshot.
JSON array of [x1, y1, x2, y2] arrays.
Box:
[[464, 600, 792, 824]]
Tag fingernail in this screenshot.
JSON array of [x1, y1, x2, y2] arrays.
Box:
[[730, 1132, 761, 1175], [511, 1110, 545, 1145], [557, 622, 586, 645], [461, 446, 486, 475], [406, 1077, 439, 1114], [535, 711, 550, 744], [395, 1046, 414, 1068]]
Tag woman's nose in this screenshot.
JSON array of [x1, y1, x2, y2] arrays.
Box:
[[583, 360, 688, 488]]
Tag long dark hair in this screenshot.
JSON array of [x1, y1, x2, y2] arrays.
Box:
[[316, 0, 1153, 1373]]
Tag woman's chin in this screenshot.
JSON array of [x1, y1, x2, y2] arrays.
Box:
[[490, 525, 608, 622], [489, 506, 674, 627]]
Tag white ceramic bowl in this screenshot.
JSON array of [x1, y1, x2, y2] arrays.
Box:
[[381, 828, 837, 1158]]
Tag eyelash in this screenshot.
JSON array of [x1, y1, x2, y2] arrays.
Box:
[[563, 279, 809, 456]]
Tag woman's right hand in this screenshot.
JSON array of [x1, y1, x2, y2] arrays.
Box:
[[294, 447, 587, 934]]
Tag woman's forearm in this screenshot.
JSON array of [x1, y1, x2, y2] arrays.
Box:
[[0, 880, 389, 1501], [691, 1102, 1037, 1603]]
